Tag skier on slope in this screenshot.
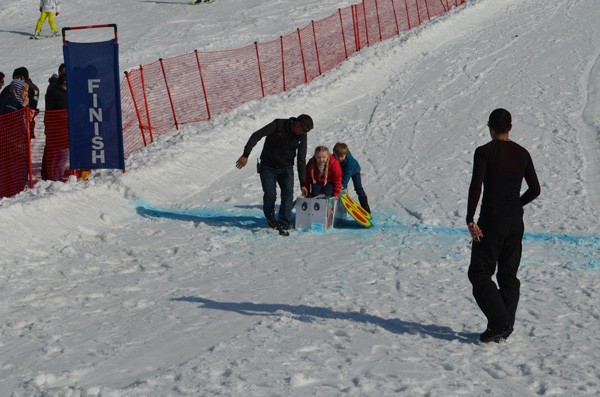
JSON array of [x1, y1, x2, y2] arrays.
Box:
[[33, 0, 61, 38]]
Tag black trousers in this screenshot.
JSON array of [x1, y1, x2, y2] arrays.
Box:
[[468, 214, 524, 330]]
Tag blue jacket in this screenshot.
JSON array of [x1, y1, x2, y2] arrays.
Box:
[[339, 151, 361, 189], [0, 94, 24, 115]]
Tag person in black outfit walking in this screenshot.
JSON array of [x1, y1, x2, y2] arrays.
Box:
[[466, 108, 541, 343], [236, 114, 313, 235]]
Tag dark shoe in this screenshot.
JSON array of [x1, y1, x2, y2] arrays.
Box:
[[267, 218, 277, 229], [276, 226, 289, 236], [479, 326, 513, 343], [359, 196, 371, 214]]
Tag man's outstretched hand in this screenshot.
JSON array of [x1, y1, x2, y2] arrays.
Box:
[[235, 156, 248, 169]]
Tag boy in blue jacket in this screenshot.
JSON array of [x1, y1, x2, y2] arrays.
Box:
[[333, 142, 370, 213]]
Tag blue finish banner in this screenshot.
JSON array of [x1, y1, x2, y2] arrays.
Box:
[[63, 38, 125, 169]]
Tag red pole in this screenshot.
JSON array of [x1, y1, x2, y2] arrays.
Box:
[[375, 0, 383, 41], [405, 0, 412, 29], [415, 0, 422, 25], [391, 0, 400, 34], [352, 5, 357, 51], [280, 36, 286, 92], [424, 0, 431, 20], [339, 9, 349, 59], [124, 71, 147, 147], [297, 28, 308, 84], [26, 108, 33, 188], [159, 58, 179, 130], [194, 50, 211, 120], [353, 4, 361, 51], [254, 42, 265, 97], [311, 21, 322, 75], [362, 1, 370, 47], [139, 65, 154, 144]]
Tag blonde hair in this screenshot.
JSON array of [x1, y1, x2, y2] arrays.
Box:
[[313, 145, 329, 155], [311, 145, 330, 184], [333, 142, 348, 157]]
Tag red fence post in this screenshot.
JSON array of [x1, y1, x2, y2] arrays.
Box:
[[352, 5, 358, 51], [26, 108, 33, 188], [339, 8, 349, 59], [311, 21, 322, 76], [254, 42, 266, 97], [375, 0, 383, 41], [391, 0, 400, 34], [424, 0, 431, 20], [405, 0, 412, 29], [415, 0, 422, 25], [159, 58, 179, 130], [139, 65, 154, 143], [194, 50, 212, 120], [280, 36, 286, 92], [124, 71, 147, 147], [438, 0, 448, 12], [297, 28, 308, 84], [362, 1, 370, 47]]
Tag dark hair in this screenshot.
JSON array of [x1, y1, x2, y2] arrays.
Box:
[[0, 72, 4, 79], [58, 63, 66, 75], [333, 142, 348, 156], [297, 114, 313, 131], [57, 75, 67, 86], [488, 108, 512, 133], [12, 66, 29, 80]]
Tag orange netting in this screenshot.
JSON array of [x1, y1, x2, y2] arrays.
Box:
[[1, 0, 465, 198]]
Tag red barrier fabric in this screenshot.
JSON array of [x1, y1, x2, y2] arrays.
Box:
[[120, 1, 465, 155], [0, 108, 32, 198], [1, 0, 465, 198]]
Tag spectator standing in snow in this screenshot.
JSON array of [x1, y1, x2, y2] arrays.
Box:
[[34, 0, 61, 38], [0, 80, 31, 197], [303, 146, 342, 199], [333, 142, 371, 213], [236, 114, 313, 235], [47, 63, 66, 89], [466, 108, 541, 343], [42, 74, 69, 181], [0, 67, 30, 108], [0, 80, 29, 115], [0, 72, 5, 91]]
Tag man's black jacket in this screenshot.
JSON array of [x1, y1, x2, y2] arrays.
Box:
[[243, 117, 307, 185]]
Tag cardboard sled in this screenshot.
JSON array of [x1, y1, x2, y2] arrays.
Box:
[[295, 196, 346, 230]]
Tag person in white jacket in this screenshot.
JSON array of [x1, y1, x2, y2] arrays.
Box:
[[33, 0, 61, 38]]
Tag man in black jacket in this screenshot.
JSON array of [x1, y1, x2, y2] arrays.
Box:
[[466, 108, 541, 343], [236, 114, 313, 235]]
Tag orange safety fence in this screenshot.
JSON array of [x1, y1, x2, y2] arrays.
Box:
[[0, 108, 33, 198], [1, 0, 464, 198], [121, 0, 464, 149]]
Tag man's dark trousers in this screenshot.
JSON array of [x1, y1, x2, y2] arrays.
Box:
[[468, 214, 524, 330], [260, 165, 294, 229]]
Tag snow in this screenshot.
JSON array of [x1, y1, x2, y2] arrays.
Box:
[[1, 0, 600, 395]]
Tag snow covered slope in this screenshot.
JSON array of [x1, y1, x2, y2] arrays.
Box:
[[1, 0, 599, 395]]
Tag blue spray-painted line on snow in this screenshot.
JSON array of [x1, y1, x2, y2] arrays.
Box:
[[134, 200, 599, 268], [375, 216, 600, 247], [135, 199, 265, 230]]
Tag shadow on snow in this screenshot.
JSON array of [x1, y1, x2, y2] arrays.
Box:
[[136, 206, 264, 229], [172, 296, 479, 344]]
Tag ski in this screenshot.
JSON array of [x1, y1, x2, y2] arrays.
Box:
[[187, 0, 214, 4], [30, 35, 62, 40]]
